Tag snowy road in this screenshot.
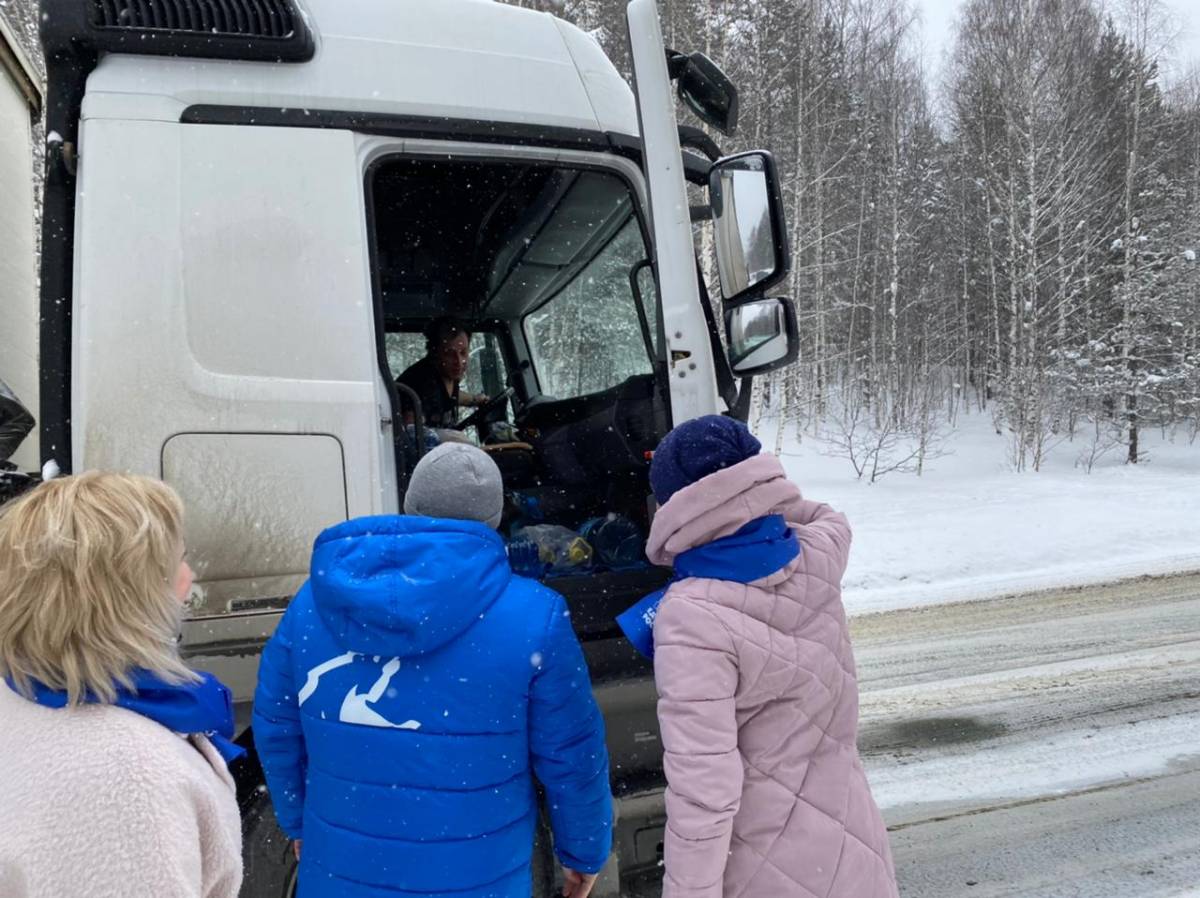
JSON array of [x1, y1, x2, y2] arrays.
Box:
[[625, 573, 1200, 897], [853, 573, 1200, 896], [887, 770, 1200, 897]]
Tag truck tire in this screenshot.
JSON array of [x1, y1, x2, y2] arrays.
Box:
[[240, 786, 298, 898]]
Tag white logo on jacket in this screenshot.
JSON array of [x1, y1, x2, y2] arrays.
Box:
[[298, 652, 421, 730]]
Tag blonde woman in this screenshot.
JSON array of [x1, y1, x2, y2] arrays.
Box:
[[0, 472, 243, 898]]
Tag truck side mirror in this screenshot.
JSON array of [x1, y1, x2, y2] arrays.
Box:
[[665, 50, 739, 136], [709, 151, 790, 303], [725, 297, 799, 376]]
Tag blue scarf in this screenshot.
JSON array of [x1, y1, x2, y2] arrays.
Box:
[[11, 669, 245, 765], [617, 514, 800, 659]]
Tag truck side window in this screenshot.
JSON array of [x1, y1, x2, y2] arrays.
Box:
[[523, 218, 654, 399]]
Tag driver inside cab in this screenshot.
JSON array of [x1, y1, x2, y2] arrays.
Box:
[[396, 318, 490, 430]]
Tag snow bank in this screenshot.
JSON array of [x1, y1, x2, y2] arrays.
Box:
[[758, 413, 1200, 615]]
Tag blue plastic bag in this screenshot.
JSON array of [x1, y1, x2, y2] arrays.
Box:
[[579, 514, 645, 571]]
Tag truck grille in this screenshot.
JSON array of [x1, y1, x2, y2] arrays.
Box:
[[91, 0, 297, 39]]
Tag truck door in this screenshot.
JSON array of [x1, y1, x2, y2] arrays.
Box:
[[626, 0, 722, 422]]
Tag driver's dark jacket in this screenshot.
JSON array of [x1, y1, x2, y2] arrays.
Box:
[[396, 356, 459, 428]]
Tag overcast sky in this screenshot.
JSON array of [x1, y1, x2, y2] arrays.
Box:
[[916, 0, 1200, 83]]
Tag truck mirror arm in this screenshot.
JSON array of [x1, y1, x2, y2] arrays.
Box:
[[729, 375, 754, 421], [694, 262, 740, 413], [678, 125, 721, 162]]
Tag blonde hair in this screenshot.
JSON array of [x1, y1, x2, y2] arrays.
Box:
[[0, 471, 197, 705]]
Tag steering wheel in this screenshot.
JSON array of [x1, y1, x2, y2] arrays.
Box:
[[454, 387, 515, 432]]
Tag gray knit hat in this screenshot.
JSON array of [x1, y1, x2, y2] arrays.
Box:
[[403, 443, 504, 529]]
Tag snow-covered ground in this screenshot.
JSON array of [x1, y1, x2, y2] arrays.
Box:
[[851, 576, 1200, 818], [869, 711, 1197, 811], [757, 412, 1200, 614], [852, 577, 1200, 898]]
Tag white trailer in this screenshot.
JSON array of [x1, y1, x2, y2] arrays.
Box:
[[5, 1, 799, 893]]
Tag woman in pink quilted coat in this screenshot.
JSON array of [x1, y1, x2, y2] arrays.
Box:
[[644, 415, 898, 898]]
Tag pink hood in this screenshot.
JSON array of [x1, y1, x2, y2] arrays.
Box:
[[649, 453, 898, 898], [648, 452, 807, 565]]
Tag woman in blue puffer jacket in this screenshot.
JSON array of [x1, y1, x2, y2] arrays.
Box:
[[253, 443, 613, 898]]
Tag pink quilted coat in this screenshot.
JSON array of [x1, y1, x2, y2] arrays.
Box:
[[648, 452, 899, 898]]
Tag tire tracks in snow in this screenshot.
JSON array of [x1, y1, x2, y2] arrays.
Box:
[[845, 573, 1200, 896]]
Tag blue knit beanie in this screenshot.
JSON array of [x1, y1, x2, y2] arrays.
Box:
[[649, 415, 762, 505]]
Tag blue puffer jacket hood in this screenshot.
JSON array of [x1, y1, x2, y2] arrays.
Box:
[[309, 515, 510, 658]]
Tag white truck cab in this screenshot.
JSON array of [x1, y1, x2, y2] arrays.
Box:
[[1, 1, 798, 893]]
